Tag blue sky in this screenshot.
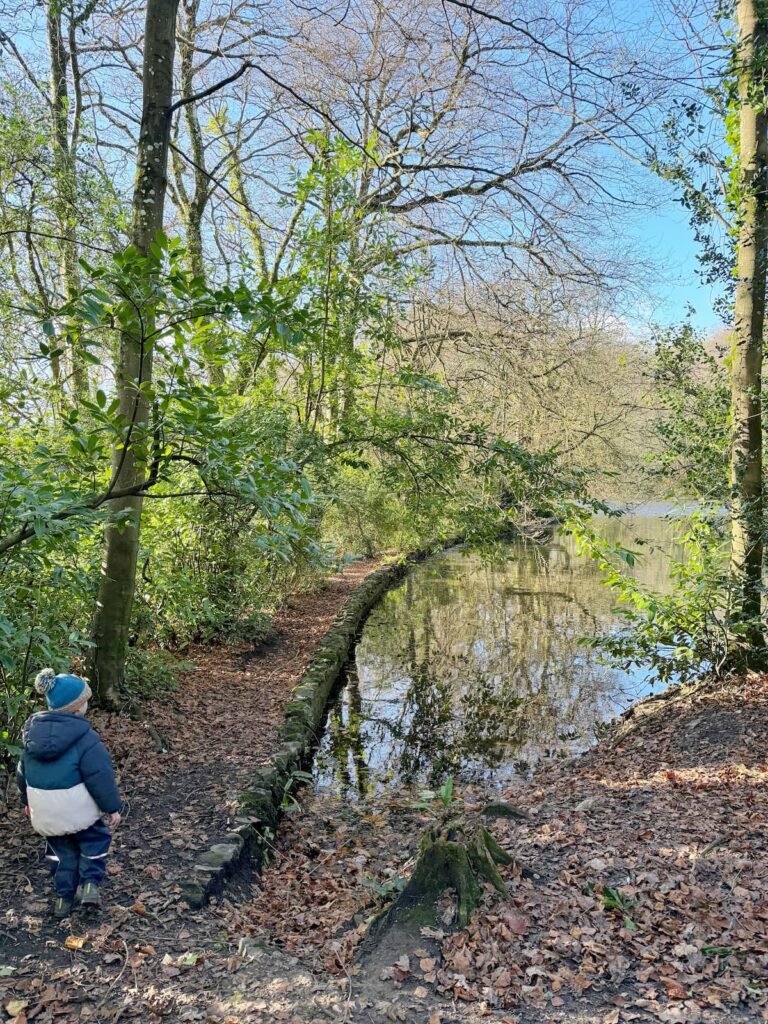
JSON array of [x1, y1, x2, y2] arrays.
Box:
[[631, 197, 725, 335], [607, 0, 728, 338]]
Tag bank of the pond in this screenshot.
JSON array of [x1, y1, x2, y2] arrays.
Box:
[[180, 557, 413, 908], [235, 674, 768, 1024]]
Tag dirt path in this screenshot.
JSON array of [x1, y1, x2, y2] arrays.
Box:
[[0, 560, 381, 1021]]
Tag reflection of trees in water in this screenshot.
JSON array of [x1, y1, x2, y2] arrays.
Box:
[[317, 520, 682, 794], [324, 668, 371, 797], [399, 645, 458, 783]]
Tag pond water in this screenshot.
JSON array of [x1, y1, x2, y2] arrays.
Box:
[[314, 509, 685, 798]]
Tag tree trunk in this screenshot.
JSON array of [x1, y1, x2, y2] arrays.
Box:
[[173, 0, 222, 385], [45, 1, 87, 397], [730, 0, 768, 651], [88, 0, 179, 705], [177, 0, 206, 282]]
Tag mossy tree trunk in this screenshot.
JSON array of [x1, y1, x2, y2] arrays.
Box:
[[730, 0, 768, 651], [88, 0, 179, 706]]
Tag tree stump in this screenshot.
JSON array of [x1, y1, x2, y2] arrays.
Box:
[[366, 818, 516, 946]]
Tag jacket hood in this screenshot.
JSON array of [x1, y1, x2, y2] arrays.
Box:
[[23, 712, 91, 761]]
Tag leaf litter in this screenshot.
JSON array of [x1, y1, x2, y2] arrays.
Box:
[[237, 675, 768, 1023], [0, 578, 765, 1023], [0, 562, 385, 1023]]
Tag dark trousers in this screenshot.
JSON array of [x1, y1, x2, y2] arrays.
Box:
[[45, 820, 112, 899]]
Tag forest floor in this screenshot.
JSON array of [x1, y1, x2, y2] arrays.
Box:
[[1, 576, 767, 1024], [230, 673, 768, 1024]]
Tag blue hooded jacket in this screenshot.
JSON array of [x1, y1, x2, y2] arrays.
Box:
[[17, 712, 122, 837]]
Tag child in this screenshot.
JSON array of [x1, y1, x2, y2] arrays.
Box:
[[16, 668, 123, 920]]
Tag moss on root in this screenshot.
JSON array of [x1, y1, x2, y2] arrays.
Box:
[[366, 819, 516, 949]]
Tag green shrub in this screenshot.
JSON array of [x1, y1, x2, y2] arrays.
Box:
[[572, 510, 748, 685], [123, 648, 194, 704], [0, 545, 95, 763], [321, 464, 459, 557]]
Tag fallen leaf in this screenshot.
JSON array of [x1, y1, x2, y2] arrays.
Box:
[[662, 978, 689, 1000], [64, 935, 87, 950], [451, 946, 473, 973], [576, 797, 598, 812]]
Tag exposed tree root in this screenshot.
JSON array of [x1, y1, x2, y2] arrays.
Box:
[[363, 817, 518, 953]]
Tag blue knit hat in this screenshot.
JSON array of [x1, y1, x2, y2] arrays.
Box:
[[34, 668, 92, 713]]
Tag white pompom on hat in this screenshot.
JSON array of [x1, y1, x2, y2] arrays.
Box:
[[34, 668, 92, 713]]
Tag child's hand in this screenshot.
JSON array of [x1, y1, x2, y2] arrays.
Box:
[[107, 812, 121, 828], [24, 806, 30, 817]]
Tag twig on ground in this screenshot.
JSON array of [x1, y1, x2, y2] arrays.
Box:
[[97, 938, 130, 1009]]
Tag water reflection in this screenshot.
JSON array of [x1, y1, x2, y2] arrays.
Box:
[[314, 515, 685, 798]]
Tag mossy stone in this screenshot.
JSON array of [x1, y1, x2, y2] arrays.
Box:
[[224, 831, 246, 851], [196, 843, 239, 871], [181, 880, 207, 908], [231, 821, 257, 842], [239, 788, 279, 826]]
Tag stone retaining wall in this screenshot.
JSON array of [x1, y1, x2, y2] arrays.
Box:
[[180, 560, 410, 908]]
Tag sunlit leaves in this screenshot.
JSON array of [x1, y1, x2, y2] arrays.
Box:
[[571, 510, 742, 685], [0, 232, 325, 750]]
